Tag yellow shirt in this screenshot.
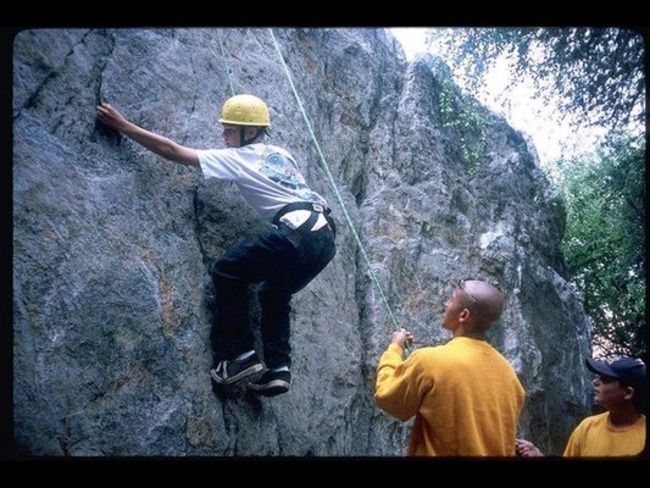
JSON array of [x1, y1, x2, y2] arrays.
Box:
[[563, 412, 646, 457], [375, 336, 525, 456]]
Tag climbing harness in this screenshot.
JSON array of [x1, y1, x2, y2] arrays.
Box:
[[272, 201, 336, 234]]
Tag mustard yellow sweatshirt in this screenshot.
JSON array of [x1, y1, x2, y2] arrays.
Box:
[[375, 336, 525, 456], [563, 412, 646, 456]]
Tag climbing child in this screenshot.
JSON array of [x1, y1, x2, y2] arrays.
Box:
[[97, 94, 337, 396]]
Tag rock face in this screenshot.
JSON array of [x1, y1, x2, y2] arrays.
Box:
[[13, 28, 591, 456]]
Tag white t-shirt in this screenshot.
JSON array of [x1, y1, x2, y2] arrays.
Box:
[[197, 143, 328, 223]]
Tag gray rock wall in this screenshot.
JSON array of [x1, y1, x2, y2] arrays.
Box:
[[13, 27, 591, 456]]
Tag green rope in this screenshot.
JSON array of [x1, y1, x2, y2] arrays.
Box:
[[215, 30, 236, 97], [268, 28, 404, 337]]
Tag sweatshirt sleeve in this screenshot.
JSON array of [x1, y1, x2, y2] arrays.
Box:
[[374, 344, 429, 421], [562, 423, 584, 456]]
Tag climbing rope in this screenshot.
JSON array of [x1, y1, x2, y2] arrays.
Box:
[[215, 30, 236, 97], [267, 28, 405, 338]]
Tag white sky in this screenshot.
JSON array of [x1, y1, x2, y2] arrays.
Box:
[[390, 28, 609, 168]]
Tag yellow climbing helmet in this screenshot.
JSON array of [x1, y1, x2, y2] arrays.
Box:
[[219, 94, 270, 127]]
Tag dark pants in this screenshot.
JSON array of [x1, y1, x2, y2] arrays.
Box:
[[211, 219, 336, 369]]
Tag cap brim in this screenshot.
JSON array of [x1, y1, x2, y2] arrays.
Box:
[[586, 358, 618, 378]]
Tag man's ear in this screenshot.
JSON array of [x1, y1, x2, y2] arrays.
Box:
[[623, 386, 635, 401], [458, 308, 470, 323]]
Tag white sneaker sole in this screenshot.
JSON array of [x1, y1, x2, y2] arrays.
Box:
[[210, 363, 264, 385], [248, 378, 290, 391]]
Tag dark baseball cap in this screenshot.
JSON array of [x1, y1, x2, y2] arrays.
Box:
[[586, 357, 646, 384]]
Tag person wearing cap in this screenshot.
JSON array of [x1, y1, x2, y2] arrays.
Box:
[[375, 280, 525, 456], [97, 95, 336, 397], [516, 356, 646, 457]]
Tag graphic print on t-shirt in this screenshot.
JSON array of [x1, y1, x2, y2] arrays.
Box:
[[260, 152, 323, 203]]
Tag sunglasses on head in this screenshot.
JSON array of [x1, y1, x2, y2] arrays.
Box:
[[457, 279, 478, 304]]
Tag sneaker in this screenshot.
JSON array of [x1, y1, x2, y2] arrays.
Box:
[[210, 351, 264, 385], [248, 367, 291, 397]]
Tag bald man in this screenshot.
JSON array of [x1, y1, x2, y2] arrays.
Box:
[[375, 280, 525, 456]]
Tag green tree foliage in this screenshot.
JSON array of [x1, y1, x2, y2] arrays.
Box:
[[553, 134, 646, 359], [426, 27, 646, 359], [427, 27, 645, 131]]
